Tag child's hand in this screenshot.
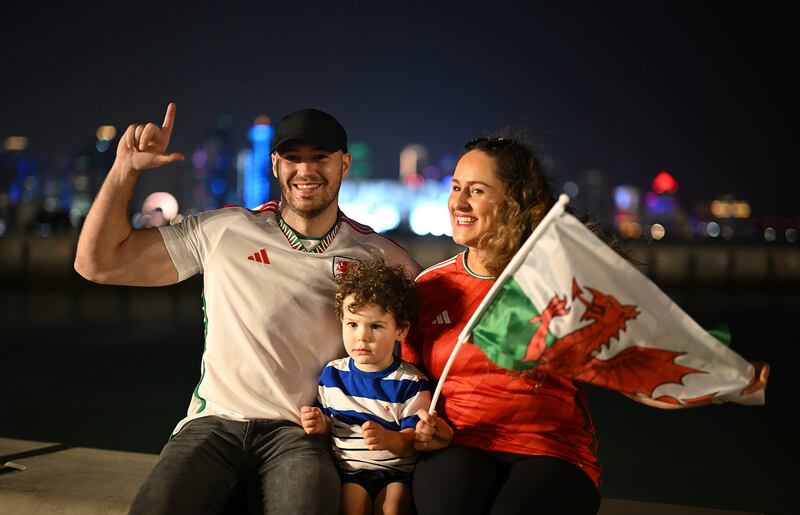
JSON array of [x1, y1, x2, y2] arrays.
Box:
[[361, 421, 390, 450], [414, 409, 453, 451], [300, 406, 330, 435], [363, 421, 417, 456]]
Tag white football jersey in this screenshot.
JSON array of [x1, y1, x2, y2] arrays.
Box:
[[158, 201, 420, 434]]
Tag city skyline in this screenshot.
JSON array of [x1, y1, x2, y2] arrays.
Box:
[[1, 3, 795, 218]]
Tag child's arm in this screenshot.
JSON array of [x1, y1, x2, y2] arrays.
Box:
[[361, 422, 416, 457], [300, 406, 332, 435]]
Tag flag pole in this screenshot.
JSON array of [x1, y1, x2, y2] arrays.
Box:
[[427, 194, 571, 413]]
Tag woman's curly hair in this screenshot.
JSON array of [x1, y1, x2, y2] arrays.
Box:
[[334, 258, 417, 326], [466, 133, 557, 277]]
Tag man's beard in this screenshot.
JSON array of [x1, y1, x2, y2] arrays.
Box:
[[279, 173, 342, 220]]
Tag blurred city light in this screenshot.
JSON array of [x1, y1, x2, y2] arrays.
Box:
[[400, 144, 427, 182], [644, 191, 674, 214], [210, 178, 226, 196], [73, 175, 89, 191], [192, 149, 208, 168], [613, 186, 639, 211], [410, 203, 451, 236], [350, 142, 369, 160], [95, 125, 117, 141], [652, 171, 678, 194], [650, 223, 665, 240], [710, 199, 751, 219], [340, 180, 408, 233], [707, 221, 721, 238], [403, 173, 425, 189], [139, 191, 179, 228], [564, 181, 579, 198], [4, 136, 29, 151], [732, 201, 751, 218], [349, 142, 372, 179], [619, 221, 642, 239], [245, 116, 274, 208]]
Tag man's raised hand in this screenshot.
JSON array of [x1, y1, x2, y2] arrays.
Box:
[[117, 103, 185, 172]]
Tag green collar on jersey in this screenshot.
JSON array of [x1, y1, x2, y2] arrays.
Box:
[[275, 207, 342, 254], [462, 250, 496, 280]]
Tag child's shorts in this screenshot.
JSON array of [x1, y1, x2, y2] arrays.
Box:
[[340, 469, 412, 500]]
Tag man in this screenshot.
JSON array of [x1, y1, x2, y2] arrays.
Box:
[[74, 104, 420, 514]]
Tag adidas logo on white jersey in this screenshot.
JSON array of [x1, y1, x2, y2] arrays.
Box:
[[431, 310, 451, 325], [247, 248, 270, 265]]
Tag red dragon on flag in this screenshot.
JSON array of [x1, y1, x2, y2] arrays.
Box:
[[523, 279, 709, 404]]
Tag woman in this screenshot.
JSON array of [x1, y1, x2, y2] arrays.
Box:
[[402, 136, 769, 515]]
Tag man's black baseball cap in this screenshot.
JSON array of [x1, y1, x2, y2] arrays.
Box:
[[270, 108, 348, 154]]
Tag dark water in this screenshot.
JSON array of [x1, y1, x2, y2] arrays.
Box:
[[1, 276, 796, 514]]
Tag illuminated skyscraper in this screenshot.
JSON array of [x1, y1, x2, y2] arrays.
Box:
[[243, 116, 274, 208], [399, 144, 427, 188]]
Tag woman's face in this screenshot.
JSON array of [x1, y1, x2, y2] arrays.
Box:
[[448, 150, 507, 250]]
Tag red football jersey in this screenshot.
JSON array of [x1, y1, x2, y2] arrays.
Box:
[[403, 252, 601, 485]]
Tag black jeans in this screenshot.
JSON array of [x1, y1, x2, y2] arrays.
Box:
[[412, 446, 600, 515], [128, 416, 340, 515]]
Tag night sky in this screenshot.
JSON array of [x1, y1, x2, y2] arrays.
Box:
[[2, 2, 796, 216]]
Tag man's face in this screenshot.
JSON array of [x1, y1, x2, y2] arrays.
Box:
[[271, 141, 351, 220]]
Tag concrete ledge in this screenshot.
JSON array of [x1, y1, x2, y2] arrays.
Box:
[[0, 438, 157, 515], [1, 437, 762, 515]]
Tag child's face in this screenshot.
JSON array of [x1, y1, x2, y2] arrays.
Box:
[[341, 295, 410, 372]]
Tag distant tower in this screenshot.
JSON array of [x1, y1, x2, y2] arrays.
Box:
[[399, 144, 427, 188], [348, 142, 372, 179], [243, 116, 274, 208], [188, 116, 235, 211]]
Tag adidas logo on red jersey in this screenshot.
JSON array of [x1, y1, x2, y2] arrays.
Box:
[[247, 248, 270, 265], [431, 310, 451, 325]]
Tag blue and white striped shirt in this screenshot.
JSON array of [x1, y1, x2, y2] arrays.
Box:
[[318, 356, 431, 473]]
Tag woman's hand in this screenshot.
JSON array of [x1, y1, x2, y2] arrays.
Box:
[[741, 361, 769, 396], [414, 409, 454, 451], [625, 360, 771, 409]]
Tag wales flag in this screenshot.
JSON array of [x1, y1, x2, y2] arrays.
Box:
[[430, 195, 763, 410]]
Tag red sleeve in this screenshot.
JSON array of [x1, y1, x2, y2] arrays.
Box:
[[401, 322, 423, 367]]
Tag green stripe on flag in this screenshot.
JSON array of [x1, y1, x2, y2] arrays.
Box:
[[706, 324, 732, 346], [471, 278, 556, 370]]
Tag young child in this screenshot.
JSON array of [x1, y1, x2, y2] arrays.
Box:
[[301, 258, 430, 515]]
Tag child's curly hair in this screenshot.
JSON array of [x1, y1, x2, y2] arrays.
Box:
[[334, 258, 417, 326]]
